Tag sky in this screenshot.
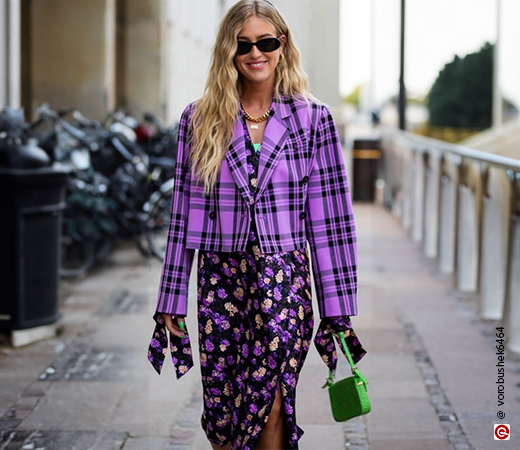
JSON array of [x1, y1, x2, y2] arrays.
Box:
[[340, 0, 520, 111]]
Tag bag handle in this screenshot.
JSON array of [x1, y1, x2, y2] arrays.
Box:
[[321, 331, 368, 388]]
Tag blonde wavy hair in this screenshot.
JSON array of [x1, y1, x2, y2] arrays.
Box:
[[188, 0, 318, 197]]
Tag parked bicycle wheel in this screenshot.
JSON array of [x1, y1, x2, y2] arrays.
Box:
[[144, 188, 173, 261], [60, 236, 96, 277]]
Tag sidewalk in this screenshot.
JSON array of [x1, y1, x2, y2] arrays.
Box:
[[0, 202, 519, 449]]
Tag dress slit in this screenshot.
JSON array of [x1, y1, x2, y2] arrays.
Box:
[[242, 373, 291, 449]]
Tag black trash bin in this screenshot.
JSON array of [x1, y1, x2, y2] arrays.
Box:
[[352, 138, 381, 202], [0, 166, 69, 331]]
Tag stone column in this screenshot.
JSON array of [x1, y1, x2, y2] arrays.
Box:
[[26, 0, 116, 121], [118, 0, 167, 122]]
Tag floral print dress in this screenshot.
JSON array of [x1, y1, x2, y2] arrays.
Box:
[[148, 111, 367, 450]]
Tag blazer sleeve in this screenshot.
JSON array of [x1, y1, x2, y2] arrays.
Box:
[[304, 104, 358, 319], [155, 103, 196, 317]]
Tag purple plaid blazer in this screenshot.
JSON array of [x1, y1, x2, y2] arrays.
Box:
[[155, 93, 358, 320]]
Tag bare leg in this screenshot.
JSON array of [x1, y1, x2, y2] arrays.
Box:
[[255, 383, 286, 450]]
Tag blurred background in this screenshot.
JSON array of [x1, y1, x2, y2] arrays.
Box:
[[1, 1, 519, 449], [2, 0, 519, 138]]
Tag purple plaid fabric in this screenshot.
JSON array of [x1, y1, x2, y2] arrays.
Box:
[[155, 94, 358, 319]]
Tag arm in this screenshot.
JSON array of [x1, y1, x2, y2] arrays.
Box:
[[305, 104, 358, 319], [155, 103, 196, 317]]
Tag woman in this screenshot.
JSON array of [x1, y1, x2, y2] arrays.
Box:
[[148, 1, 366, 449]]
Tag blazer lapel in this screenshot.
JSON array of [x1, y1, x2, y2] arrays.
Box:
[[256, 96, 290, 200], [225, 118, 254, 206], [225, 95, 292, 206]]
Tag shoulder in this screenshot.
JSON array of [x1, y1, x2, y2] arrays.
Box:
[[284, 94, 334, 127], [181, 100, 199, 120]]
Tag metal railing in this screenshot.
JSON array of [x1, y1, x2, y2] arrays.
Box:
[[379, 127, 520, 355]]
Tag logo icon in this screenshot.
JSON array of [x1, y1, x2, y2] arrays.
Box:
[[495, 424, 510, 440]]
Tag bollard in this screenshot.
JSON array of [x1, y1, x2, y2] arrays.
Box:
[[457, 162, 480, 292], [411, 148, 425, 243], [479, 166, 510, 320], [505, 173, 520, 355], [423, 150, 441, 258], [439, 156, 459, 275]]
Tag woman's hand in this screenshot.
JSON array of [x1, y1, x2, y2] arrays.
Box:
[[163, 314, 186, 338]]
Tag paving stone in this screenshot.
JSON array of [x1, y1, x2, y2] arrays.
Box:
[[122, 436, 169, 450], [14, 397, 40, 408], [0, 430, 127, 450], [366, 380, 429, 400], [20, 381, 129, 431], [0, 420, 21, 430], [37, 341, 141, 382], [95, 290, 147, 316], [367, 398, 446, 439], [370, 438, 453, 450], [297, 424, 344, 450], [5, 408, 32, 420]]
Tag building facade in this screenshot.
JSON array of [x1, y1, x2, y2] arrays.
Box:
[[0, 0, 342, 124]]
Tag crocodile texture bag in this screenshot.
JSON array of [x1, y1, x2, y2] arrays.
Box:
[[321, 331, 371, 422]]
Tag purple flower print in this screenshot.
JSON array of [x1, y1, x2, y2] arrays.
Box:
[[280, 330, 290, 343], [211, 272, 221, 282], [206, 339, 214, 352], [229, 257, 239, 267], [210, 387, 220, 396]]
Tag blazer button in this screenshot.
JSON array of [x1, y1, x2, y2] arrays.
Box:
[[302, 175, 309, 184], [209, 211, 216, 219], [299, 212, 306, 220]]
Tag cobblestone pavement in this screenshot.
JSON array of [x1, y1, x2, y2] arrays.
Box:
[[1, 202, 519, 449]]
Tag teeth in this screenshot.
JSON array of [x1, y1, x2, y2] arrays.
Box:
[[250, 62, 265, 66]]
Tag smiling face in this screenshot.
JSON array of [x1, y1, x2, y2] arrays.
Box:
[[234, 15, 286, 90]]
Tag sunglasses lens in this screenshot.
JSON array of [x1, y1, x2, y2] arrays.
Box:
[[257, 38, 280, 52], [236, 38, 280, 55], [237, 41, 252, 55]]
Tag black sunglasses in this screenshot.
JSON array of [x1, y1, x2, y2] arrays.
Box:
[[236, 37, 281, 56]]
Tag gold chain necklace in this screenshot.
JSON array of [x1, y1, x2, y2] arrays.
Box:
[[240, 102, 271, 129]]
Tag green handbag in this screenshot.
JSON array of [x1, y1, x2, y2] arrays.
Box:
[[321, 331, 371, 422]]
